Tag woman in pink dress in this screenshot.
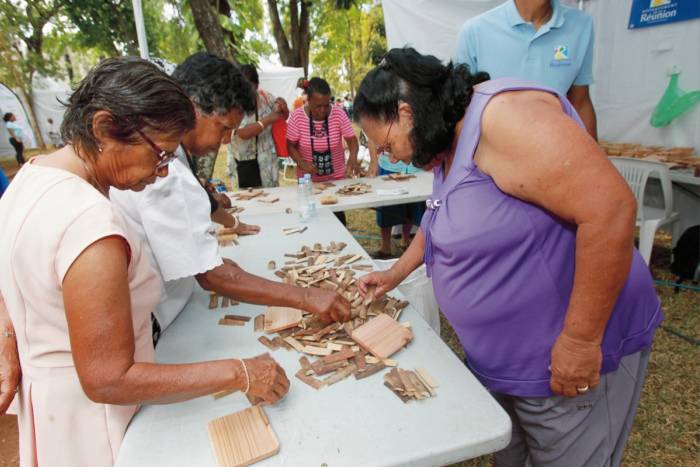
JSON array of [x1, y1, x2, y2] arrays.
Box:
[[0, 57, 289, 467]]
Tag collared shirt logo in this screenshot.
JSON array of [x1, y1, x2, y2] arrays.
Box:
[[551, 45, 572, 67], [553, 45, 569, 60]]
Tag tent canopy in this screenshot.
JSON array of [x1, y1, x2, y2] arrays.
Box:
[[257, 58, 304, 108], [382, 0, 700, 152]]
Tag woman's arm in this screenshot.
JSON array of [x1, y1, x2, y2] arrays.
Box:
[[236, 112, 281, 140], [197, 260, 351, 324], [0, 295, 20, 414], [63, 237, 289, 405], [345, 136, 360, 177], [478, 90, 636, 396], [287, 139, 317, 175]]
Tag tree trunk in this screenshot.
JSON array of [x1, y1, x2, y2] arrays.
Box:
[[188, 0, 235, 62], [267, 0, 310, 75], [17, 82, 46, 149], [345, 14, 355, 98]]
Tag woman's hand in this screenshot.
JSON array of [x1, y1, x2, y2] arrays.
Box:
[[368, 162, 379, 178], [242, 353, 290, 405], [234, 221, 261, 236], [297, 159, 317, 175], [213, 191, 232, 209], [301, 288, 351, 324], [345, 160, 361, 178], [0, 334, 20, 415], [358, 268, 402, 299], [549, 331, 602, 398]]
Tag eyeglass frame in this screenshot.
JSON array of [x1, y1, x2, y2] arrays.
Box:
[[375, 119, 394, 155], [137, 129, 177, 173]]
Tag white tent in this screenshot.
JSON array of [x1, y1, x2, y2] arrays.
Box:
[[0, 83, 36, 157], [381, 0, 700, 152], [257, 57, 305, 107], [0, 76, 71, 157]]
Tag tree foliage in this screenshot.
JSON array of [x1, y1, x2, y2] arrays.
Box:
[[310, 0, 386, 97]]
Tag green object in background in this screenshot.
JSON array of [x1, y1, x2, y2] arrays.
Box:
[[651, 73, 700, 128]]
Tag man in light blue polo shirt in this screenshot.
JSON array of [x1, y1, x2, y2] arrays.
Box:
[[456, 0, 597, 139]]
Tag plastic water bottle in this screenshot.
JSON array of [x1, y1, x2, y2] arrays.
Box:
[[298, 177, 311, 222], [304, 173, 316, 218]]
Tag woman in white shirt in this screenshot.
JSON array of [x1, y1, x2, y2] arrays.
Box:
[[3, 112, 25, 165]]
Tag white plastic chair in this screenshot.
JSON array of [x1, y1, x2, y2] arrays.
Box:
[[281, 157, 297, 182], [609, 157, 680, 265]]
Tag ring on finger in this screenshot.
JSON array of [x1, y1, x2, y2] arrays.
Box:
[[576, 385, 590, 393]]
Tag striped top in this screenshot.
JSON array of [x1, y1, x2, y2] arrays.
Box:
[[287, 106, 355, 182]]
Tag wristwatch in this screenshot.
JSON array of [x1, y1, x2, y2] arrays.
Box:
[[1, 330, 15, 339]]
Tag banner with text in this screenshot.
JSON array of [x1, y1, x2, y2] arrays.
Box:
[[629, 0, 700, 29]]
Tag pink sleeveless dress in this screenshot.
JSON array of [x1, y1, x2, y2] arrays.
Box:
[[0, 162, 159, 466]]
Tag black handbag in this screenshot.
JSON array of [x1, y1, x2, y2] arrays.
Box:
[[236, 158, 262, 188], [236, 99, 264, 188]]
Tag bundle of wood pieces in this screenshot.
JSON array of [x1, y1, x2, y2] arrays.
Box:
[[601, 141, 700, 170], [384, 367, 438, 403], [336, 182, 372, 196], [383, 173, 416, 181], [216, 227, 239, 247], [250, 241, 415, 391]]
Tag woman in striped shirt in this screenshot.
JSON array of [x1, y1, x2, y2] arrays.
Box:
[[287, 78, 360, 183]]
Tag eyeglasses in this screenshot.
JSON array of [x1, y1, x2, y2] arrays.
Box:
[[376, 120, 394, 155], [137, 130, 177, 174]]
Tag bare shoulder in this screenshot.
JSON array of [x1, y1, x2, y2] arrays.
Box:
[[482, 89, 562, 128]]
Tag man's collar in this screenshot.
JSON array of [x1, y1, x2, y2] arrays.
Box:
[[506, 1, 565, 29]]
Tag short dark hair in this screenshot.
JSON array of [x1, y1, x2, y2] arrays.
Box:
[[240, 64, 259, 86], [304, 77, 331, 98], [173, 52, 256, 115], [61, 56, 196, 159], [2, 113, 13, 122], [354, 47, 489, 167]]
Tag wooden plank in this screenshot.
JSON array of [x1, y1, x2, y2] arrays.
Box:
[[416, 367, 439, 389], [316, 347, 355, 364], [295, 369, 324, 390], [283, 336, 305, 352], [219, 318, 246, 327], [221, 296, 231, 308], [209, 294, 219, 309], [254, 314, 265, 332], [351, 314, 413, 360], [223, 314, 251, 322], [257, 336, 278, 351], [311, 360, 348, 376], [207, 405, 279, 467], [264, 307, 303, 333], [354, 361, 386, 381], [322, 362, 357, 386], [302, 345, 333, 357]]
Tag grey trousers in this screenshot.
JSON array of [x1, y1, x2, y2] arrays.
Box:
[[493, 349, 651, 467]]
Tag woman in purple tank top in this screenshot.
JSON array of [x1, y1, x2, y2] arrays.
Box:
[[354, 48, 662, 467]]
